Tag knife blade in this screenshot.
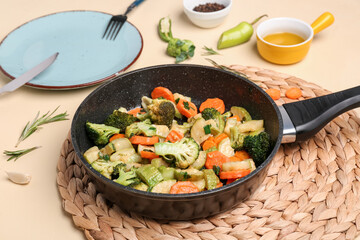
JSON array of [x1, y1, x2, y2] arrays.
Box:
[[0, 52, 59, 95]]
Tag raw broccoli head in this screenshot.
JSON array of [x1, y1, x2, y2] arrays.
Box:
[[201, 108, 221, 120], [148, 99, 175, 127], [154, 137, 200, 169], [86, 122, 120, 146], [243, 131, 271, 165], [125, 119, 156, 138], [114, 166, 141, 187], [104, 110, 137, 132], [166, 38, 195, 63]]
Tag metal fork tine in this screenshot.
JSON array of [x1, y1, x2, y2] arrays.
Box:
[[110, 21, 125, 40], [102, 20, 113, 39], [105, 20, 117, 40]]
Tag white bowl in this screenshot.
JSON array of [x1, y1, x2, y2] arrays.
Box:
[[183, 0, 232, 28]]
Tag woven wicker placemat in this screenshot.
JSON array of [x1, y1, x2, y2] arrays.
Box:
[[57, 65, 360, 240]]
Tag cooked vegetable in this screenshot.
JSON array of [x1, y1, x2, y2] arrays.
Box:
[[165, 129, 184, 143], [104, 110, 137, 132], [176, 98, 198, 118], [86, 122, 120, 145], [152, 180, 177, 193], [203, 169, 220, 190], [230, 106, 252, 122], [125, 119, 156, 138], [129, 136, 159, 145], [158, 166, 176, 180], [217, 14, 268, 49], [109, 133, 125, 142], [114, 165, 141, 187], [191, 151, 207, 170], [199, 98, 225, 114], [154, 137, 200, 168], [147, 98, 176, 126], [243, 131, 271, 164], [169, 181, 199, 194], [205, 151, 229, 170], [151, 86, 175, 102], [136, 165, 164, 187], [83, 86, 271, 194], [175, 168, 204, 181], [219, 169, 251, 179]]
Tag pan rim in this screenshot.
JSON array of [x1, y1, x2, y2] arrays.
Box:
[[71, 63, 284, 199]]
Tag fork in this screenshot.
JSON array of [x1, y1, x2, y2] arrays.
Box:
[[103, 0, 145, 40]]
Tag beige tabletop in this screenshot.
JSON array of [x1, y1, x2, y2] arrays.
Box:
[[0, 0, 359, 239]]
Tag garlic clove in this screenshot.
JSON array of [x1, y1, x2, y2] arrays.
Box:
[[6, 171, 31, 185]]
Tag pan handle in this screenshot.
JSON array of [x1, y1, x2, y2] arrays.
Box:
[[281, 85, 360, 142]]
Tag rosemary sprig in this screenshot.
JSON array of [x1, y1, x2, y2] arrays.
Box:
[[4, 146, 40, 161], [205, 58, 248, 78], [202, 46, 220, 56], [15, 106, 69, 147]]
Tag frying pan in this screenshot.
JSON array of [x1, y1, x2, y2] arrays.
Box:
[[71, 64, 360, 220]]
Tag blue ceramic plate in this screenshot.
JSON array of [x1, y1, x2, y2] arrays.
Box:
[[0, 11, 143, 90]]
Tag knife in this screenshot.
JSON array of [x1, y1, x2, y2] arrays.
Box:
[[0, 52, 59, 95]]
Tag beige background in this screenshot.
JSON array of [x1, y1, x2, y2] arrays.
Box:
[[0, 0, 359, 239]]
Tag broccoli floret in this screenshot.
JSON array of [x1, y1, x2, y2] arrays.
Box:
[[111, 162, 127, 179], [171, 120, 193, 136], [147, 98, 175, 127], [91, 158, 117, 179], [243, 132, 271, 165], [230, 125, 246, 151], [167, 38, 195, 63], [201, 108, 221, 120], [201, 108, 225, 135], [154, 137, 200, 169], [104, 110, 137, 132], [125, 119, 156, 138], [114, 166, 141, 187], [86, 122, 120, 146]]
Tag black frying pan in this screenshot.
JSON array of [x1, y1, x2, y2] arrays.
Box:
[[71, 64, 360, 220]]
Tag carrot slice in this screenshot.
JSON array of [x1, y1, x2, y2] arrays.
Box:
[[199, 98, 225, 114], [216, 182, 223, 188], [140, 151, 159, 159], [151, 87, 175, 102], [285, 87, 302, 99], [109, 133, 125, 142], [226, 178, 236, 184], [234, 150, 251, 161], [165, 130, 184, 143], [228, 115, 240, 121], [213, 133, 228, 146], [176, 98, 198, 118], [229, 156, 241, 162], [265, 88, 281, 100], [205, 151, 229, 170], [128, 107, 145, 117], [170, 181, 199, 194], [129, 136, 159, 145], [219, 169, 251, 179], [202, 137, 216, 151]]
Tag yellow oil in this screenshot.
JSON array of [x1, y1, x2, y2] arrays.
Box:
[[263, 32, 305, 45]]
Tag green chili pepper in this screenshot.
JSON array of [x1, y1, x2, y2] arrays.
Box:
[[158, 17, 173, 42], [217, 14, 268, 49]]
